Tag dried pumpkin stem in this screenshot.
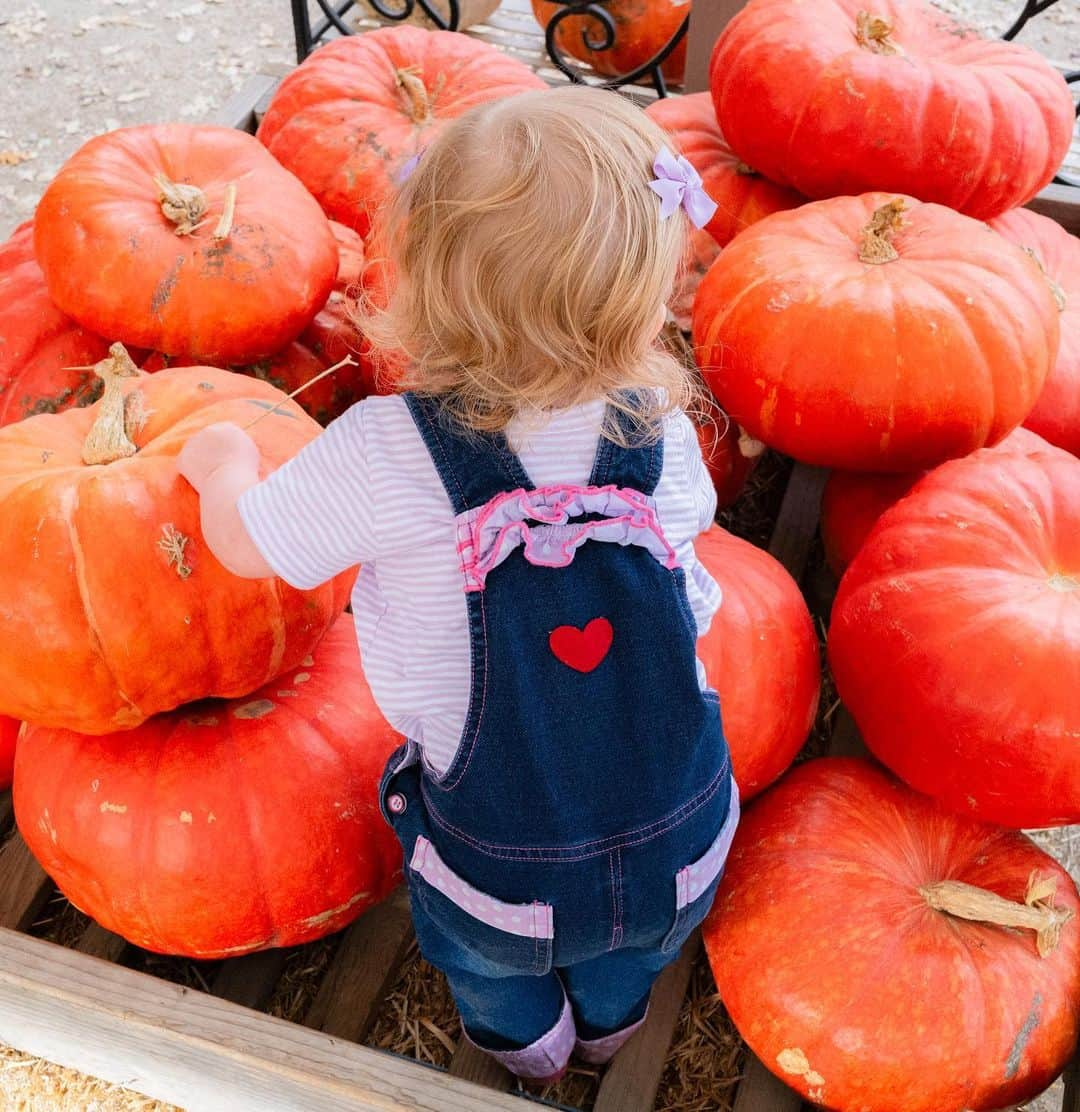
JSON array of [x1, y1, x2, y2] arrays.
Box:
[[81, 343, 143, 466], [241, 353, 359, 430], [395, 67, 432, 124], [154, 172, 208, 236], [920, 872, 1074, 958], [855, 10, 903, 54], [213, 182, 238, 241], [858, 198, 906, 265]]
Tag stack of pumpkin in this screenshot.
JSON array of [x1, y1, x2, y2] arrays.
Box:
[[639, 0, 1080, 1108]]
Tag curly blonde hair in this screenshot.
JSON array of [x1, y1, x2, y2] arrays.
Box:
[[357, 85, 695, 441]]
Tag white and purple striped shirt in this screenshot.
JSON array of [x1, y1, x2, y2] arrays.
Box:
[[238, 394, 721, 774]]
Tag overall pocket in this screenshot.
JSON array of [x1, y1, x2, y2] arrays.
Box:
[[409, 836, 555, 977], [660, 778, 741, 955]]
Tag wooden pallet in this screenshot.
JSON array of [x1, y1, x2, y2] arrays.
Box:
[[0, 7, 1078, 1108]]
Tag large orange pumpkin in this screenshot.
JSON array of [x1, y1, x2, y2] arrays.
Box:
[[696, 527, 819, 799], [704, 759, 1080, 1112], [0, 717, 18, 792], [820, 426, 1061, 576], [709, 0, 1074, 219], [0, 351, 353, 734], [693, 194, 1060, 472], [257, 28, 546, 238], [141, 222, 379, 425], [34, 125, 338, 363], [645, 93, 804, 249], [531, 0, 689, 84], [830, 448, 1080, 827], [14, 619, 402, 958], [989, 208, 1080, 456], [0, 222, 112, 427]]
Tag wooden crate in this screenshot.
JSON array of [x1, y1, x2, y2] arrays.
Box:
[[0, 6, 1078, 1108]]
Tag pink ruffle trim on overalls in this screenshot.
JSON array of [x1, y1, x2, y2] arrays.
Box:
[[456, 484, 680, 593]]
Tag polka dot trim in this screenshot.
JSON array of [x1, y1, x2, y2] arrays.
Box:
[[676, 781, 741, 911], [466, 993, 575, 1079], [410, 836, 555, 939], [575, 1008, 649, 1065]]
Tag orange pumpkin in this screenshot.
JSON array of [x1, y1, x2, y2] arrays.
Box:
[[0, 350, 353, 734], [34, 125, 339, 363], [693, 195, 1060, 472], [15, 619, 403, 958]]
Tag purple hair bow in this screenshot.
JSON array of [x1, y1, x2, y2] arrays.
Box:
[[649, 146, 717, 229], [397, 150, 423, 185]]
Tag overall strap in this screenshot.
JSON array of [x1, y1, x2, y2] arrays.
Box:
[[589, 394, 665, 497], [405, 393, 533, 515]]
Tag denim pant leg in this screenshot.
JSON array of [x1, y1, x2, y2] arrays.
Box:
[[560, 945, 675, 1039]]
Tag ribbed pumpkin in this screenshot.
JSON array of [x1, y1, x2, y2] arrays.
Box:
[[257, 27, 546, 238], [989, 208, 1080, 455], [15, 619, 402, 958], [830, 448, 1080, 827], [710, 0, 1074, 219], [696, 527, 819, 799], [693, 194, 1060, 472], [34, 125, 338, 363], [646, 93, 804, 248], [0, 222, 112, 427], [0, 717, 18, 792], [704, 759, 1080, 1112], [531, 0, 689, 83], [0, 351, 353, 734], [142, 222, 379, 425], [821, 427, 1059, 575]]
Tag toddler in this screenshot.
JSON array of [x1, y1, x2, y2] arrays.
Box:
[[179, 85, 738, 1084]]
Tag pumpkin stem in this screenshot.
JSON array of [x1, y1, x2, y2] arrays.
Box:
[[154, 172, 208, 236], [81, 343, 143, 466], [734, 161, 757, 177], [858, 198, 906, 265], [920, 871, 1074, 958], [737, 430, 767, 460], [212, 182, 238, 241], [395, 67, 432, 125], [855, 11, 903, 54], [241, 353, 359, 431]]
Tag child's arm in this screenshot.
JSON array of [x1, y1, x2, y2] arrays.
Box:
[[178, 403, 376, 588], [178, 423, 275, 579]]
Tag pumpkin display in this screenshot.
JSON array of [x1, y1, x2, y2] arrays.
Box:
[[142, 222, 380, 425], [820, 427, 1060, 576], [0, 349, 353, 734], [696, 527, 819, 799], [704, 758, 1080, 1112], [531, 0, 689, 83], [696, 403, 763, 509], [0, 222, 113, 427], [830, 449, 1080, 827], [34, 125, 339, 363], [692, 195, 1060, 472], [645, 93, 804, 249], [0, 717, 18, 792], [15, 619, 402, 958], [257, 28, 546, 238], [989, 208, 1080, 455], [709, 0, 1074, 219]]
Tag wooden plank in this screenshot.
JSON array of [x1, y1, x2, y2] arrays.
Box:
[[1063, 1050, 1080, 1112], [766, 464, 829, 584], [1027, 184, 1080, 236], [732, 1052, 804, 1112], [0, 830, 52, 932], [684, 0, 746, 93], [212, 948, 289, 1011], [304, 885, 415, 1041], [213, 72, 281, 132], [593, 933, 700, 1112], [0, 927, 531, 1112], [74, 922, 128, 964], [448, 1039, 513, 1092]]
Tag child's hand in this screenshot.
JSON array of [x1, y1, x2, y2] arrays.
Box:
[[177, 422, 261, 493]]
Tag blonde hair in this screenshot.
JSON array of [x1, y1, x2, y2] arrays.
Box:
[[358, 85, 695, 441]]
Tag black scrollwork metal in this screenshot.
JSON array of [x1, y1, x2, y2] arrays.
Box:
[[291, 0, 460, 61]]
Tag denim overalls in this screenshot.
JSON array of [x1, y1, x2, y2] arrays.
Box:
[[379, 393, 737, 1079]]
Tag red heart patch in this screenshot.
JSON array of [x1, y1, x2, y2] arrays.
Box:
[[549, 618, 613, 674]]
